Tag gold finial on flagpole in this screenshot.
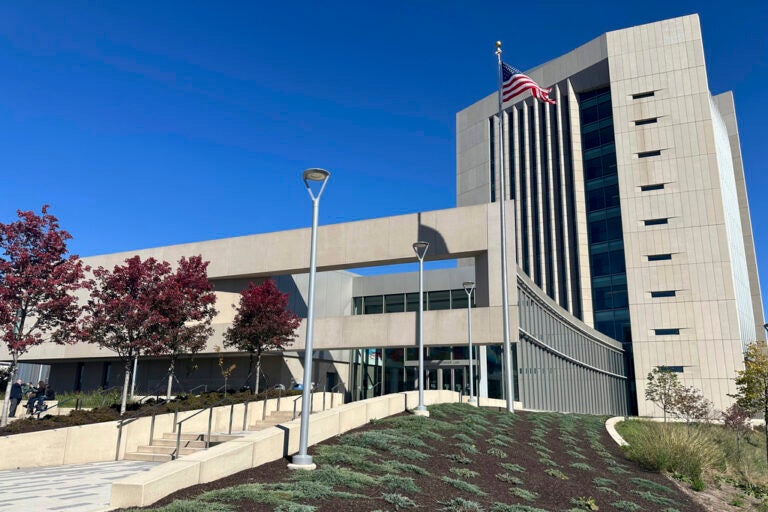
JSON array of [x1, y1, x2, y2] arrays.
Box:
[[496, 40, 502, 56]]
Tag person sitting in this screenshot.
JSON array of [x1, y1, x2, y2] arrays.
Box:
[[25, 380, 48, 414]]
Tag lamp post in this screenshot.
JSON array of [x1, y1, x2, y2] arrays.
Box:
[[413, 241, 430, 416], [289, 168, 330, 471], [463, 281, 476, 405]]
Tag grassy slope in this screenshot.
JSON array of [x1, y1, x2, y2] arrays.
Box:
[[134, 403, 710, 512]]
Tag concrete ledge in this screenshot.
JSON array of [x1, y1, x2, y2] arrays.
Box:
[[110, 390, 462, 508], [110, 459, 201, 508], [605, 417, 629, 447]]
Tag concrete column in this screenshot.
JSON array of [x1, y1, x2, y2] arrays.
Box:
[[545, 101, 560, 304], [555, 84, 574, 313]]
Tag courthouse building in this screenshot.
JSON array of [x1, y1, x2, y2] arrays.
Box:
[[3, 14, 763, 417]]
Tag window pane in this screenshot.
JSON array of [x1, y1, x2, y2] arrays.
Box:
[[451, 289, 469, 309], [405, 293, 420, 312], [363, 295, 383, 314], [353, 297, 363, 315], [428, 290, 450, 311], [384, 294, 405, 313]]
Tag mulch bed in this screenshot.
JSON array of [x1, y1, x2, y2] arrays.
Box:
[[145, 404, 706, 511]]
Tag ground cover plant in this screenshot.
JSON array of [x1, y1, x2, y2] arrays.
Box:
[[135, 403, 707, 511]]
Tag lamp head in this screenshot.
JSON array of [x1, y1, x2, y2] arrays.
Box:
[[412, 241, 430, 260], [303, 168, 330, 182], [302, 168, 330, 200], [463, 281, 475, 294]]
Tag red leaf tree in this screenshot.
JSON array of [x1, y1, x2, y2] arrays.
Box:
[[81, 256, 173, 414], [224, 279, 300, 395], [0, 206, 87, 426], [149, 256, 217, 399]]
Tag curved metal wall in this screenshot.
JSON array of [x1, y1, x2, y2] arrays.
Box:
[[517, 274, 629, 416]]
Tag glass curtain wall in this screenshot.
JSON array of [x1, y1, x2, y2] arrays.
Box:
[[579, 88, 632, 343]]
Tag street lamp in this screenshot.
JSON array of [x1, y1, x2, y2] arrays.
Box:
[[413, 241, 430, 416], [289, 168, 330, 471], [463, 281, 476, 405]]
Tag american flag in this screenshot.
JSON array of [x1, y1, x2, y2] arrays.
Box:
[[502, 62, 555, 105]]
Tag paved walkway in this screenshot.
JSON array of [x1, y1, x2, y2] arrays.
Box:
[[0, 460, 159, 512]]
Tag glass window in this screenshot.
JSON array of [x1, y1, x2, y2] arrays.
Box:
[[651, 290, 676, 298], [451, 289, 469, 309], [641, 183, 665, 191], [363, 295, 383, 315], [647, 253, 672, 261], [353, 297, 363, 315], [428, 290, 451, 311], [428, 347, 452, 360], [644, 218, 668, 226], [654, 328, 680, 335], [405, 293, 420, 312], [384, 294, 405, 313]]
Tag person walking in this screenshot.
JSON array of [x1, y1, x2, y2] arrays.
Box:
[[9, 379, 22, 418]]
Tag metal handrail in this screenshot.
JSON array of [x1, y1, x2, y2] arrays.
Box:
[[330, 383, 343, 408], [114, 398, 173, 461], [31, 396, 77, 418], [189, 384, 208, 395], [262, 387, 283, 421], [292, 389, 315, 421], [173, 395, 234, 460], [371, 382, 382, 397]]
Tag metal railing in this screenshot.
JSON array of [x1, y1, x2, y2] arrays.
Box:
[[292, 389, 316, 421], [189, 384, 208, 395], [173, 395, 245, 460], [262, 387, 283, 421], [30, 396, 79, 418], [114, 398, 173, 461], [330, 383, 343, 409]]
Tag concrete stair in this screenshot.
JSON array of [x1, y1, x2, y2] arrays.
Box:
[[248, 410, 295, 430], [123, 432, 243, 462]]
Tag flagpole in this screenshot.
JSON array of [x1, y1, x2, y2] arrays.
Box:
[[495, 41, 515, 413]]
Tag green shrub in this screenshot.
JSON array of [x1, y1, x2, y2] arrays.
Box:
[[490, 504, 549, 512], [458, 442, 480, 454], [611, 501, 642, 511], [495, 473, 524, 485], [631, 490, 678, 506], [445, 453, 472, 464], [509, 487, 539, 502], [499, 463, 526, 473], [378, 460, 429, 476], [438, 497, 485, 511], [453, 433, 474, 443], [544, 468, 569, 480], [593, 477, 617, 487], [628, 477, 673, 494], [290, 465, 377, 490], [382, 493, 416, 509], [441, 476, 487, 496], [596, 486, 619, 496], [487, 447, 508, 458], [538, 456, 560, 467], [144, 500, 235, 512], [450, 467, 480, 479], [378, 474, 420, 493], [569, 462, 594, 471]]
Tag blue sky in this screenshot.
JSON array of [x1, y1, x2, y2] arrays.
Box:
[[0, 1, 766, 307]]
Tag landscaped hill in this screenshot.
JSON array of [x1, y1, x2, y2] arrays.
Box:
[[137, 403, 706, 512]]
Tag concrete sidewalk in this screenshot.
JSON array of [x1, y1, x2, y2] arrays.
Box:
[[0, 460, 159, 512]]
